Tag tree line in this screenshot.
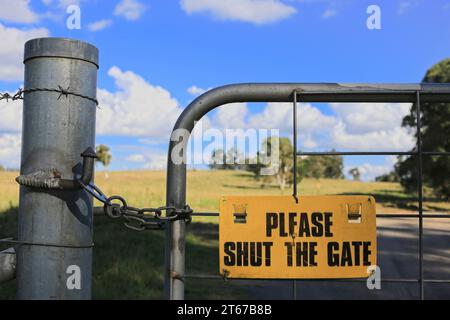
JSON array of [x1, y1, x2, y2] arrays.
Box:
[[374, 58, 449, 200], [209, 137, 345, 190]]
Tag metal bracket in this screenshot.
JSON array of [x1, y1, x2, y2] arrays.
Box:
[[0, 247, 16, 284], [16, 147, 97, 190]]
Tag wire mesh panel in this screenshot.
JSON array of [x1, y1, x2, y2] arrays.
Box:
[[180, 87, 450, 300]]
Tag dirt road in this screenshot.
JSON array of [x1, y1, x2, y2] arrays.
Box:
[[243, 216, 450, 300]]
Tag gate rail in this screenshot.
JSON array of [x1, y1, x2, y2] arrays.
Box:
[[165, 83, 450, 300]]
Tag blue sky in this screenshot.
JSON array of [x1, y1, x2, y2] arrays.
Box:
[[1, 0, 450, 180]]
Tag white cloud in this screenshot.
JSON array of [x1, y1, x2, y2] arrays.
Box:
[[41, 0, 82, 9], [0, 0, 39, 24], [205, 100, 414, 155], [215, 103, 248, 129], [0, 97, 22, 133], [398, 0, 421, 14], [187, 85, 209, 96], [180, 0, 297, 25], [143, 153, 167, 170], [207, 102, 335, 152], [125, 153, 146, 163], [96, 66, 183, 139], [0, 24, 49, 81], [0, 134, 21, 169], [328, 102, 415, 151], [58, 0, 80, 8], [114, 0, 147, 21], [329, 103, 412, 135], [345, 161, 394, 182], [87, 19, 113, 31], [321, 9, 337, 19], [331, 122, 414, 151], [248, 102, 335, 134]]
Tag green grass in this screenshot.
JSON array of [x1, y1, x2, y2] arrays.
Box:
[[0, 170, 448, 299]]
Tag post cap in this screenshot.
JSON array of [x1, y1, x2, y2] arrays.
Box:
[[24, 37, 99, 68], [81, 147, 98, 158]]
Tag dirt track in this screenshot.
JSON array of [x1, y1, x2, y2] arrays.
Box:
[[242, 216, 450, 300]]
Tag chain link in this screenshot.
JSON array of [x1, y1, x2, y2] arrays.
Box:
[[0, 86, 99, 106], [79, 180, 192, 231]]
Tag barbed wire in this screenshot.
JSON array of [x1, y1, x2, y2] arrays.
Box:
[[0, 86, 99, 106]]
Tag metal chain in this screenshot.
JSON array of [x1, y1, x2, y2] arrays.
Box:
[[0, 86, 99, 106], [78, 180, 192, 231]]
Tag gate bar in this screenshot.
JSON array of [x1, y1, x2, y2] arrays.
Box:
[[165, 83, 450, 300], [415, 92, 425, 300]]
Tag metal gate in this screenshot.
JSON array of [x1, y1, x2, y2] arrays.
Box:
[[164, 83, 450, 300]]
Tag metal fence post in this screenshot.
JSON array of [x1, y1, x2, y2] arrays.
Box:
[[16, 37, 98, 299]]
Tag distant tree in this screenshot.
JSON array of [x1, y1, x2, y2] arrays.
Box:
[[301, 151, 344, 180], [226, 147, 243, 170], [96, 144, 112, 178], [375, 171, 399, 183], [322, 153, 344, 179], [209, 149, 226, 170], [348, 168, 361, 181], [0, 164, 5, 172], [244, 152, 266, 180], [245, 139, 345, 187], [209, 147, 245, 170], [396, 58, 450, 199], [260, 137, 295, 190]]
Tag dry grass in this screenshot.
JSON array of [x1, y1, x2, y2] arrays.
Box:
[[0, 170, 447, 299], [1, 170, 448, 218]]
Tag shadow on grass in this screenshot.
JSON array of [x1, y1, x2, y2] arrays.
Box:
[[339, 191, 448, 212], [185, 222, 247, 299], [222, 184, 281, 190], [0, 208, 246, 299]]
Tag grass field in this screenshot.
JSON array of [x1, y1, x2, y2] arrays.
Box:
[[0, 170, 448, 299]]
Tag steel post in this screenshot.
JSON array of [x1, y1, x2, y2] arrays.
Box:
[[17, 37, 98, 299]]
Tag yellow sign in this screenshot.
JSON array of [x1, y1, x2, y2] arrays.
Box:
[[219, 195, 377, 279]]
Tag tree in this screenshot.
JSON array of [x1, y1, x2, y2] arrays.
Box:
[[209, 149, 226, 170], [250, 137, 294, 190], [0, 164, 5, 172], [226, 147, 243, 170], [244, 151, 266, 180], [396, 59, 450, 199], [96, 144, 112, 178], [209, 147, 245, 170], [322, 153, 344, 179], [375, 171, 399, 183], [301, 151, 344, 180], [348, 168, 361, 181]]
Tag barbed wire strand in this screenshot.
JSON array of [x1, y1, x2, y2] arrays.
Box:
[[0, 86, 99, 107]]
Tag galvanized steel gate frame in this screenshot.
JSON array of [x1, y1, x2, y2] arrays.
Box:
[[164, 83, 450, 300]]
